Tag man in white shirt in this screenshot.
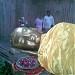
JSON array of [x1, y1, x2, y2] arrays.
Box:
[[43, 10, 55, 33]]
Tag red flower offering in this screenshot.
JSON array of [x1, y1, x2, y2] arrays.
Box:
[[16, 56, 39, 69]]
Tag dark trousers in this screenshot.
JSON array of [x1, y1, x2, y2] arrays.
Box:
[[44, 28, 50, 33]]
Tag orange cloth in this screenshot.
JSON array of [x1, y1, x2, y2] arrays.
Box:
[[38, 22, 75, 75]]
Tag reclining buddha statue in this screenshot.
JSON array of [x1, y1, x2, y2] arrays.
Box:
[[11, 27, 41, 50], [11, 22, 75, 75]]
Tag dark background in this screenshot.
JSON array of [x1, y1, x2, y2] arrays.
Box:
[[0, 0, 75, 39]]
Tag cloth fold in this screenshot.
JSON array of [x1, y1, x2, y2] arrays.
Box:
[[38, 22, 75, 75]]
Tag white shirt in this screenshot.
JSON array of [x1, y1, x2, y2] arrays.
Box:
[[43, 15, 54, 29]]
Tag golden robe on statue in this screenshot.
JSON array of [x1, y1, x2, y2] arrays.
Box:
[[38, 22, 75, 75]]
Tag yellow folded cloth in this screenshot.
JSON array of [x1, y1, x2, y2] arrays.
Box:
[[38, 22, 75, 75]]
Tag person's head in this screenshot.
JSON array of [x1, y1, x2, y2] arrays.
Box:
[[37, 15, 41, 19], [21, 17, 24, 21], [46, 10, 50, 16]]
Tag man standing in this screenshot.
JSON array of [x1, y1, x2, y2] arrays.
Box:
[[43, 10, 55, 33], [34, 15, 43, 33]]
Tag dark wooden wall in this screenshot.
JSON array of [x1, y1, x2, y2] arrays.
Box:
[[44, 0, 75, 24], [0, 0, 75, 39], [16, 0, 45, 27], [0, 0, 16, 39]]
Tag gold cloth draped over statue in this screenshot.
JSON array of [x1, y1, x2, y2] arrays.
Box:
[[38, 22, 75, 75]]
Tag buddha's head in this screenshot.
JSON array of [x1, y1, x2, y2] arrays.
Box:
[[11, 27, 41, 50]]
